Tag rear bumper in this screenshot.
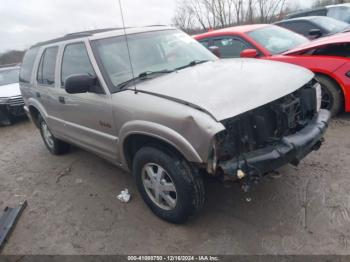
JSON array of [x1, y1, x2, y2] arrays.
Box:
[[220, 109, 331, 177]]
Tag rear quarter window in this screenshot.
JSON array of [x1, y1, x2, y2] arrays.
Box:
[[19, 48, 39, 84]]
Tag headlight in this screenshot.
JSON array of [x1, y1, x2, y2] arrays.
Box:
[[207, 139, 218, 175], [314, 82, 322, 112], [0, 97, 10, 104]]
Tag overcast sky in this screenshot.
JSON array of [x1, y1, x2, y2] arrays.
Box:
[[0, 0, 312, 53]]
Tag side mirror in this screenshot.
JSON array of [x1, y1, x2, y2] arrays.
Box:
[[309, 29, 322, 39], [64, 74, 98, 94], [208, 46, 221, 58], [240, 49, 259, 58]]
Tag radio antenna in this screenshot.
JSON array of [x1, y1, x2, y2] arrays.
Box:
[[118, 0, 137, 93]]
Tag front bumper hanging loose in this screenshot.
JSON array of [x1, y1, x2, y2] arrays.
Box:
[[220, 109, 331, 180]]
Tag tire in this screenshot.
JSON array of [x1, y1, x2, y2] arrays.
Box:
[[316, 74, 343, 117], [133, 146, 205, 224], [38, 115, 70, 155]]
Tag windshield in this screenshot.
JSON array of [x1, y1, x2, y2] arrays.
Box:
[[92, 29, 217, 92], [328, 6, 350, 23], [312, 16, 349, 34], [248, 26, 309, 54], [0, 68, 19, 86]]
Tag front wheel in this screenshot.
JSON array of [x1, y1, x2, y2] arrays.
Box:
[[38, 115, 70, 155], [316, 75, 343, 117], [133, 147, 205, 224]]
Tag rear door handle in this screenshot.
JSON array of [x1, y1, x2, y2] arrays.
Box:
[[58, 96, 65, 104]]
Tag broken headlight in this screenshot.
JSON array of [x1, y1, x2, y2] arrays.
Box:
[[314, 82, 322, 112], [207, 138, 218, 175]]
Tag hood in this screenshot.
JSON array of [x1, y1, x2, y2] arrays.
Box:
[[0, 83, 21, 98], [284, 32, 350, 54], [133, 59, 314, 121]]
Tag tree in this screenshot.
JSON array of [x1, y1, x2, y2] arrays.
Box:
[[172, 0, 291, 32]]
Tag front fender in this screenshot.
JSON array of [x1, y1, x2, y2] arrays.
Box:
[[119, 120, 203, 168]]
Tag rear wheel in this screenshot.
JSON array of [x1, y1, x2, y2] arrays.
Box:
[[133, 146, 205, 224], [316, 74, 343, 117], [38, 115, 70, 155]]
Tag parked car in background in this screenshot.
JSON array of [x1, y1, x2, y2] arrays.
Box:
[[0, 65, 25, 125], [194, 24, 350, 116], [20, 26, 329, 223], [286, 4, 350, 24], [275, 16, 350, 39]]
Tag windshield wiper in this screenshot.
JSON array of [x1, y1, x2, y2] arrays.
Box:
[[117, 69, 174, 90], [175, 60, 209, 71]]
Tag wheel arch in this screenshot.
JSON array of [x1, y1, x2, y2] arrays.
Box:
[[314, 71, 346, 112], [119, 121, 204, 171]]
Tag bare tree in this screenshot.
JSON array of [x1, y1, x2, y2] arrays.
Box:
[[172, 0, 292, 32]]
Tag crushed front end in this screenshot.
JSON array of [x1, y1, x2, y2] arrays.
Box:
[[212, 80, 330, 191], [0, 96, 25, 125]]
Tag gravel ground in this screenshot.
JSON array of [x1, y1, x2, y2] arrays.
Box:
[[1, 114, 350, 255]]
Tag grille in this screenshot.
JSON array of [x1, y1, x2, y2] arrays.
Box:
[[9, 96, 24, 107], [217, 82, 317, 160]]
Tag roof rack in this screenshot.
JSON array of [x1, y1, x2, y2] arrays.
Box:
[[30, 25, 169, 49], [30, 27, 124, 49], [0, 63, 21, 69]]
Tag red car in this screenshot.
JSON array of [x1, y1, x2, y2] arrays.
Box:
[[194, 24, 350, 116]]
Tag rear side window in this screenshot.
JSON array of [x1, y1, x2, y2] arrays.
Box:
[[37, 46, 58, 86], [61, 42, 95, 86], [19, 48, 39, 83]]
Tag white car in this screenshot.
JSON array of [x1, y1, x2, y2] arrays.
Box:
[[0, 66, 25, 125]]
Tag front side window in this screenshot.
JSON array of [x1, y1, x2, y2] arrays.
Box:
[[61, 42, 95, 86], [92, 30, 217, 92], [0, 68, 19, 86], [212, 37, 251, 58], [37, 46, 58, 86], [248, 25, 309, 54]]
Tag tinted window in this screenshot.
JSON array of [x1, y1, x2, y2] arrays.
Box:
[[19, 48, 39, 83], [37, 47, 58, 86], [61, 43, 95, 86], [311, 16, 348, 34], [212, 37, 251, 58], [281, 21, 318, 37]]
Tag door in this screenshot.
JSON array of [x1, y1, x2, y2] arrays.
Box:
[[56, 42, 118, 161], [34, 46, 65, 134]]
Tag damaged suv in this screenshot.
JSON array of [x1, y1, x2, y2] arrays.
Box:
[[20, 26, 330, 223]]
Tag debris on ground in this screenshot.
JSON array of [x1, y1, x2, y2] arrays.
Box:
[[117, 189, 131, 203], [0, 200, 27, 251], [56, 167, 72, 183]]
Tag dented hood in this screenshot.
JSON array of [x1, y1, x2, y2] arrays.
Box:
[[283, 31, 350, 54], [134, 59, 314, 121]]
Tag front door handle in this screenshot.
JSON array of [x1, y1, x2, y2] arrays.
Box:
[[58, 96, 65, 104]]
